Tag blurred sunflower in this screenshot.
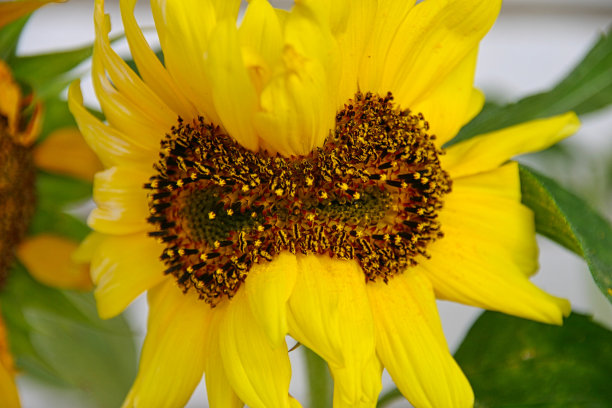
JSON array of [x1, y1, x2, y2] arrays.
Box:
[[1, 3, 101, 404], [69, 0, 579, 407]]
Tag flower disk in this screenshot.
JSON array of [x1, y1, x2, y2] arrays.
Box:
[[0, 117, 36, 287], [146, 92, 451, 305]]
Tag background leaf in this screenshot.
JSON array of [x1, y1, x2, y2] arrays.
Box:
[[520, 164, 612, 303], [0, 263, 137, 408], [10, 44, 93, 99], [0, 15, 29, 60], [448, 26, 612, 147], [455, 311, 612, 408]]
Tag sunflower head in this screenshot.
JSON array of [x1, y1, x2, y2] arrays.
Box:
[[69, 0, 579, 407], [0, 61, 39, 286]]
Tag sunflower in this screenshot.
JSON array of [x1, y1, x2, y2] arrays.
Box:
[[69, 0, 579, 407], [0, 25, 100, 407]]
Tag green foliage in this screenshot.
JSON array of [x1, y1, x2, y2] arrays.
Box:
[[0, 16, 29, 60], [455, 311, 612, 408], [520, 165, 612, 303], [36, 170, 93, 208], [0, 263, 137, 408], [448, 26, 612, 147], [10, 44, 93, 99]]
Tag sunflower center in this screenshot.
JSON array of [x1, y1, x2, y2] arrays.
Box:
[[146, 92, 451, 305], [0, 116, 37, 288]]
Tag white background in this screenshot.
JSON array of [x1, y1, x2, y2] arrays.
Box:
[[14, 0, 612, 406]]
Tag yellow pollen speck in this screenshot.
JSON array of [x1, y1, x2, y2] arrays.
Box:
[[306, 213, 315, 222], [275, 188, 284, 196], [242, 185, 250, 192], [200, 253, 208, 261], [257, 225, 264, 232], [306, 176, 314, 186], [214, 241, 221, 248], [353, 192, 361, 200], [208, 211, 216, 220], [227, 209, 234, 216]]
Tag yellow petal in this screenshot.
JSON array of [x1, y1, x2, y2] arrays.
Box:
[[444, 163, 538, 275], [442, 112, 580, 178], [0, 0, 57, 28], [287, 256, 380, 406], [254, 3, 337, 156], [120, 0, 198, 121], [90, 233, 166, 319], [33, 127, 103, 181], [68, 81, 157, 169], [239, 0, 283, 94], [0, 354, 19, 408], [207, 20, 260, 151], [93, 0, 178, 131], [0, 308, 19, 408], [422, 231, 570, 325], [0, 61, 22, 139], [352, 0, 414, 94], [91, 50, 169, 152], [245, 252, 297, 347], [17, 234, 92, 291], [410, 48, 479, 146], [219, 290, 293, 408], [89, 166, 150, 235], [123, 279, 211, 408], [151, 0, 221, 125], [367, 269, 474, 408], [203, 305, 244, 408], [376, 0, 500, 108]]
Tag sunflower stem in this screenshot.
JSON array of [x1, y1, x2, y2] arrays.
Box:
[[303, 346, 332, 408]]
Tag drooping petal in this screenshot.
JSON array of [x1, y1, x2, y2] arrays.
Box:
[[120, 0, 198, 120], [33, 127, 103, 181], [68, 81, 157, 169], [422, 229, 570, 324], [17, 234, 92, 290], [89, 166, 150, 235], [409, 48, 479, 146], [442, 112, 580, 178], [93, 0, 177, 143], [372, 0, 500, 108], [245, 252, 298, 347], [207, 19, 260, 151], [203, 305, 244, 408], [444, 162, 538, 275], [367, 269, 473, 408], [287, 256, 381, 407], [122, 279, 211, 408], [90, 233, 166, 319], [219, 290, 293, 408]]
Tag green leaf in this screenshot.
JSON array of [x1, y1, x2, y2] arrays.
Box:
[[37, 96, 78, 141], [449, 27, 612, 147], [10, 43, 93, 99], [1, 263, 137, 407], [455, 311, 612, 408], [302, 346, 333, 408], [0, 15, 29, 60], [28, 203, 90, 242], [519, 164, 612, 303], [36, 170, 93, 208]]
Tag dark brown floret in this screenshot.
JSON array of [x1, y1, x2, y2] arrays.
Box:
[[0, 116, 36, 287], [145, 92, 451, 305]]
